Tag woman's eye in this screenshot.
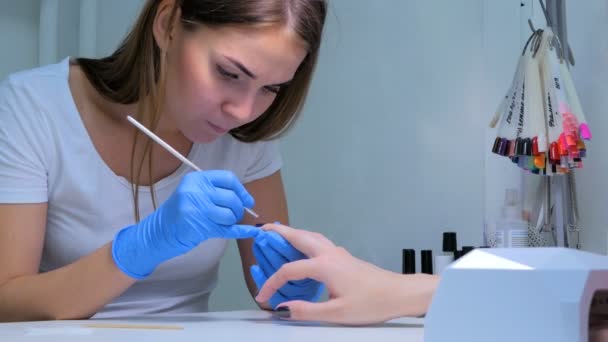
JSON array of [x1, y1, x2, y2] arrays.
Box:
[[217, 66, 238, 80], [262, 86, 280, 95]]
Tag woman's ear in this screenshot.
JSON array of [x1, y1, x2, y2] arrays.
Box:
[[153, 0, 179, 51]]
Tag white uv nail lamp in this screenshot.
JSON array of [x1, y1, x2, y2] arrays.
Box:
[[424, 247, 608, 342]]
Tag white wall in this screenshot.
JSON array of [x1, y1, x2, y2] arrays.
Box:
[[94, 0, 144, 57], [0, 0, 142, 80], [0, 1, 39, 79], [566, 1, 608, 254]]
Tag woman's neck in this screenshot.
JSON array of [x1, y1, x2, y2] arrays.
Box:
[[76, 63, 182, 138]]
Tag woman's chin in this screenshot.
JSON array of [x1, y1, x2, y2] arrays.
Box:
[[186, 131, 224, 144]]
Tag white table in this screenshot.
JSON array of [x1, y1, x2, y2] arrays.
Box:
[[0, 310, 424, 341]]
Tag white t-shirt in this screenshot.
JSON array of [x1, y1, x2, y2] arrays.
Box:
[[0, 57, 282, 318]]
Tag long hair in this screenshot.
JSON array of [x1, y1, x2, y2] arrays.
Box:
[[76, 0, 327, 221]]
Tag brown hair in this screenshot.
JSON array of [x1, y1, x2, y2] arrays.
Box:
[[76, 0, 327, 221]]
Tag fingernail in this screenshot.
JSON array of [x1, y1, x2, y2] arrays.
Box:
[[273, 306, 290, 318], [255, 223, 264, 227]]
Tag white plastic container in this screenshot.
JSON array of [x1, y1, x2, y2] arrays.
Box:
[[434, 255, 454, 275], [494, 188, 529, 248]]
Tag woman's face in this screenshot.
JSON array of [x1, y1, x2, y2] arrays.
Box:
[[164, 23, 308, 143]]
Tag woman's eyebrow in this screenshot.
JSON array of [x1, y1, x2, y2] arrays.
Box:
[[225, 56, 256, 79]]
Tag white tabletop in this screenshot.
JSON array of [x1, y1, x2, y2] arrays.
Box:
[[0, 310, 424, 342]]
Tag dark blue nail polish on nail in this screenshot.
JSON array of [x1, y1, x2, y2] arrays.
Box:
[[255, 223, 264, 227], [274, 306, 290, 318]]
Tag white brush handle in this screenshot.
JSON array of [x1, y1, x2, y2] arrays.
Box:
[[126, 116, 259, 219]]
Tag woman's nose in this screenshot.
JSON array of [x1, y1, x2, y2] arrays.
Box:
[[222, 94, 256, 123]]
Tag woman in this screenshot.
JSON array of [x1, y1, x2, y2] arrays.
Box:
[[0, 0, 326, 321]]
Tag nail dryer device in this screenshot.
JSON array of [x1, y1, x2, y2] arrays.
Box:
[[424, 247, 608, 342]]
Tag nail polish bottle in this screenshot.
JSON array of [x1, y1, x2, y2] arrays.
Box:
[[434, 232, 457, 275], [462, 246, 475, 255], [402, 249, 415, 274], [442, 232, 457, 255], [421, 250, 433, 275]]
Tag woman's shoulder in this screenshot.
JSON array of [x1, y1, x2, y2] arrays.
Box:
[[1, 57, 70, 100], [0, 58, 75, 143]]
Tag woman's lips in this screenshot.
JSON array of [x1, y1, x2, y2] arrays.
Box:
[[207, 120, 229, 134]]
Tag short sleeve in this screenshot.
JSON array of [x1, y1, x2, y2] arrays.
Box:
[[241, 139, 283, 184], [0, 80, 50, 203]]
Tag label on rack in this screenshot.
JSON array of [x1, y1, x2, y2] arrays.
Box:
[[508, 229, 529, 248], [495, 231, 505, 248]]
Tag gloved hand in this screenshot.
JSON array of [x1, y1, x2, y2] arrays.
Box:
[[250, 230, 325, 309], [112, 170, 261, 279]]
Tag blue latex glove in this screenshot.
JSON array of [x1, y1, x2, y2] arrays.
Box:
[[112, 170, 261, 279], [250, 231, 325, 309]]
